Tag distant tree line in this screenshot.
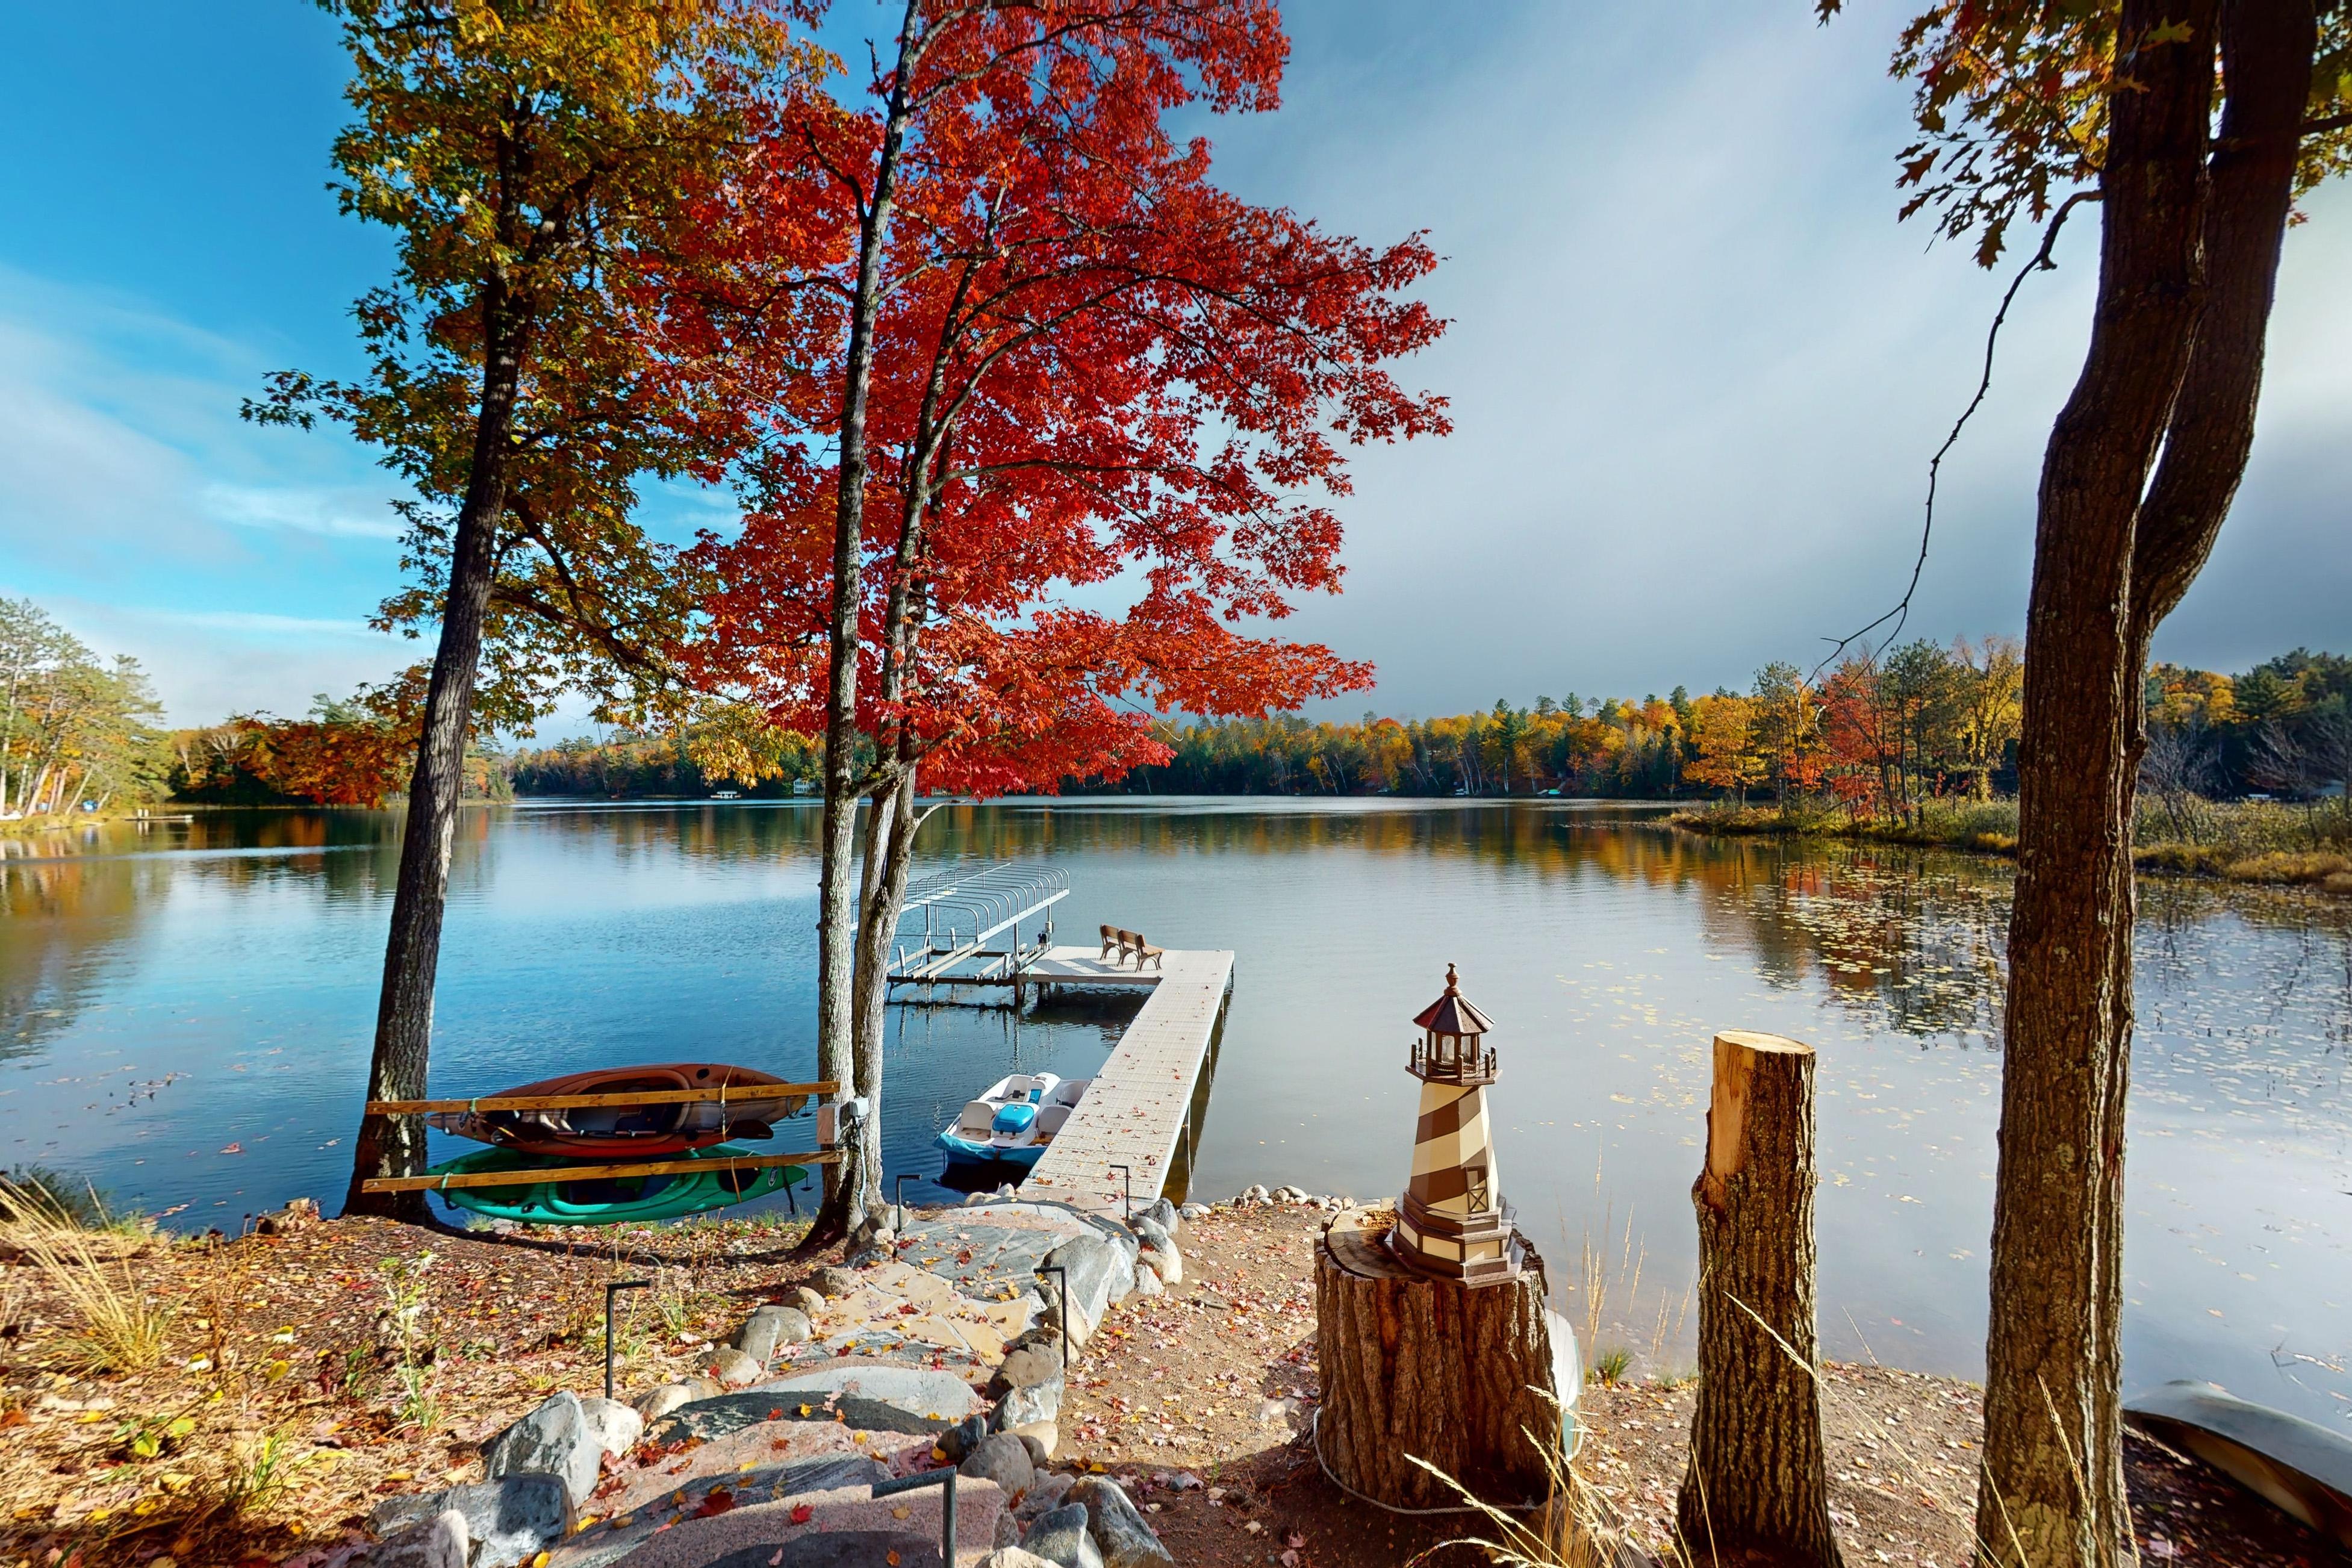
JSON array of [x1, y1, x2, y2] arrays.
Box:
[[1077, 639, 2350, 814]]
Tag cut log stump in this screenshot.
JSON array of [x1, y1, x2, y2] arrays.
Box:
[[1676, 1030, 1843, 1567], [1313, 1204, 1567, 1511]]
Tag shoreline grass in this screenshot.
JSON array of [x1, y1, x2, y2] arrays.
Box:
[[1669, 797, 2352, 894]]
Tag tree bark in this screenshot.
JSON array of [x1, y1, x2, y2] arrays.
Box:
[[803, 0, 923, 1251], [1977, 5, 2217, 1561], [1313, 1204, 1563, 1511], [342, 271, 530, 1222], [1676, 1031, 1841, 1568]]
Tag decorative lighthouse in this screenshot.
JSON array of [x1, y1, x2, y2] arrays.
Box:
[[1391, 963, 1522, 1286]]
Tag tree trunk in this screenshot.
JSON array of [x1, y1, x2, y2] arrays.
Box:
[[1977, 5, 2217, 1561], [1676, 1031, 1841, 1568], [803, 0, 923, 1251], [1313, 1204, 1563, 1511], [342, 281, 529, 1222]]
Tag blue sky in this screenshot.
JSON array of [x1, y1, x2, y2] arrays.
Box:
[[3, 2, 2346, 727]]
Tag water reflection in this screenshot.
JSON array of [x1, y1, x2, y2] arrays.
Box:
[[4, 800, 2348, 1427]]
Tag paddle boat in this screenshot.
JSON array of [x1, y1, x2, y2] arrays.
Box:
[[426, 1142, 803, 1226], [425, 1063, 807, 1157], [935, 1072, 1090, 1171]]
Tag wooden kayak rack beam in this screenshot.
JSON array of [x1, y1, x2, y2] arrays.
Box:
[[363, 1081, 839, 1116], [359, 1148, 844, 1194]]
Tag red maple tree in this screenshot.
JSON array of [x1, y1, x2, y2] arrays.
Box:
[[676, 0, 1449, 1233]]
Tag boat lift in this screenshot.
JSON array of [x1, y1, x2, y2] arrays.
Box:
[[882, 860, 1069, 1003]]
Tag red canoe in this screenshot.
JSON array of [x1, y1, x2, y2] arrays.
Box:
[[424, 1063, 807, 1157]]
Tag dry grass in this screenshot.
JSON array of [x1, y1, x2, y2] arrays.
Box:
[[0, 1186, 169, 1375], [1407, 1390, 1691, 1568]]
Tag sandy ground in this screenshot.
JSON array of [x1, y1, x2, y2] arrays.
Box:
[[0, 1202, 2339, 1567]]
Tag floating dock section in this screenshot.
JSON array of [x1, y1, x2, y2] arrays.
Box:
[[1022, 945, 1234, 1219]]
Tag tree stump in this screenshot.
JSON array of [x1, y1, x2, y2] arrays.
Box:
[[1314, 1204, 1567, 1510], [1676, 1031, 1843, 1567]]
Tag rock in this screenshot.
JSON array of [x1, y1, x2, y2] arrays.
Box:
[[979, 1551, 1059, 1568], [1042, 1233, 1128, 1344], [1009, 1420, 1058, 1461], [1256, 1395, 1298, 1427], [988, 1342, 1064, 1398], [370, 1476, 570, 1568], [759, 1361, 984, 1422], [1128, 1216, 1173, 1253], [733, 1304, 812, 1364], [630, 1383, 694, 1423], [992, 1366, 1063, 1431], [994, 1183, 1018, 1201], [994, 1510, 1024, 1549], [1239, 1183, 1268, 1204], [1021, 1503, 1105, 1568], [1131, 1260, 1163, 1297], [1136, 1197, 1178, 1236], [959, 1431, 1037, 1499], [788, 1284, 827, 1318], [359, 1510, 467, 1568], [577, 1396, 642, 1458], [1142, 1243, 1181, 1286], [1066, 1476, 1175, 1568], [482, 1392, 602, 1508], [1016, 1471, 1074, 1520], [1177, 1202, 1209, 1221], [255, 1197, 319, 1236], [966, 1190, 996, 1206], [706, 1345, 764, 1387], [812, 1265, 862, 1298], [1160, 1470, 1202, 1492], [936, 1411, 989, 1463]]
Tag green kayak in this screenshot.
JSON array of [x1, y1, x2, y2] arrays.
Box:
[[428, 1143, 804, 1226]]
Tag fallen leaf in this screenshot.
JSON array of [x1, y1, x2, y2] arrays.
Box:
[[693, 1489, 735, 1518], [886, 1554, 901, 1567], [789, 1503, 814, 1525]]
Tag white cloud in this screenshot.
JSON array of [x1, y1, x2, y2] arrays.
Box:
[[200, 482, 406, 540]]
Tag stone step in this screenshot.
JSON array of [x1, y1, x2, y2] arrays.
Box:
[[556, 1477, 1007, 1568]]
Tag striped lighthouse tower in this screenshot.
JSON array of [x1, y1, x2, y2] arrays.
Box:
[[1390, 964, 1523, 1286]]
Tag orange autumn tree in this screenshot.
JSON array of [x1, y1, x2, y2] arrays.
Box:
[[684, 0, 1447, 1240]]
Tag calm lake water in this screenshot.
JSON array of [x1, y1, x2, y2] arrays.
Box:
[[6, 800, 2350, 1425]]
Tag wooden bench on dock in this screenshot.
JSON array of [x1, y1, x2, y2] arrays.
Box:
[[1098, 926, 1165, 970]]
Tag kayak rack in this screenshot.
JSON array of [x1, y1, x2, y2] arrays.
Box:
[[883, 861, 1069, 1002], [358, 1078, 844, 1194]]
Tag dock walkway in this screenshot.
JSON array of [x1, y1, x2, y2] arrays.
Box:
[[1022, 944, 1233, 1219]]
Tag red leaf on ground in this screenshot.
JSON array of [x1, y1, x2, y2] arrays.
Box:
[[693, 1488, 736, 1517], [789, 1503, 815, 1525]]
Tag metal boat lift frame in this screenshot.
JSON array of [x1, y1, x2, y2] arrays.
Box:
[[882, 861, 1069, 1003]]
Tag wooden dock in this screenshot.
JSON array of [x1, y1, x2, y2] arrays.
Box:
[[1023, 945, 1233, 1218]]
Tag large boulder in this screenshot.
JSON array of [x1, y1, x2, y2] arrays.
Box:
[[788, 1284, 827, 1318], [481, 1391, 602, 1507], [370, 1475, 570, 1568], [577, 1396, 642, 1458], [734, 1304, 813, 1365], [1135, 1197, 1178, 1237], [959, 1432, 1037, 1501], [1020, 1503, 1105, 1568], [1042, 1234, 1128, 1345], [630, 1382, 695, 1423], [758, 1361, 983, 1422], [356, 1510, 467, 1568], [1065, 1476, 1174, 1568], [812, 1265, 863, 1298], [978, 1552, 1061, 1568], [705, 1345, 764, 1387]]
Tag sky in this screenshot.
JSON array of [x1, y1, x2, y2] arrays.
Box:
[[1, 2, 2345, 729]]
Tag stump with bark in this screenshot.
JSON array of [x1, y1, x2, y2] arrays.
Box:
[[1313, 1204, 1564, 1510], [1675, 1030, 1843, 1567]]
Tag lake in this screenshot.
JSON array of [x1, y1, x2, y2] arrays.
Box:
[[5, 799, 2349, 1426]]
